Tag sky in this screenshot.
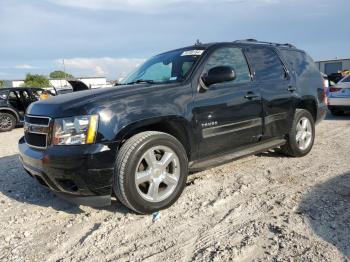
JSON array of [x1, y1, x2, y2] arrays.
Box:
[[0, 0, 348, 80]]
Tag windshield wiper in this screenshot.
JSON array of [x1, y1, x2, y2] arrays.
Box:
[[126, 79, 155, 85]]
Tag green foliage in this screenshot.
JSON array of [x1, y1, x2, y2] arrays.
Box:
[[23, 74, 50, 88], [49, 70, 73, 79], [0, 80, 3, 88]]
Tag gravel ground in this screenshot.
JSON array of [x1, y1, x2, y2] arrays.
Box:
[[1, 113, 350, 261]]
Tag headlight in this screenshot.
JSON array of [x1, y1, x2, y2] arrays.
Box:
[[52, 115, 99, 145]]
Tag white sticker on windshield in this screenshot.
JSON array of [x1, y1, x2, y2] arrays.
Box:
[[181, 50, 204, 56], [169, 77, 178, 81]]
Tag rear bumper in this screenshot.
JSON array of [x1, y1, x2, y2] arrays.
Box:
[[18, 137, 118, 207], [328, 97, 350, 107]]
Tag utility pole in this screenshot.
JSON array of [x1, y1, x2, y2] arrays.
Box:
[[63, 59, 66, 76], [61, 59, 66, 89]]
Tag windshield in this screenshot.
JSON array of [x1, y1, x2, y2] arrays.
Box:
[[121, 49, 205, 85]]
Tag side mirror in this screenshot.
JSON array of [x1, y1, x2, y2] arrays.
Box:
[[202, 66, 236, 87]]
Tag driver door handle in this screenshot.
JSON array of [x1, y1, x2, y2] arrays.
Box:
[[287, 86, 297, 92], [244, 92, 260, 100]]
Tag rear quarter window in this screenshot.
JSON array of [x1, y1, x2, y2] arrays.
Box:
[[279, 49, 318, 77]]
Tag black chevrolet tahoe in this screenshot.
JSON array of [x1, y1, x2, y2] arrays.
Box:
[[19, 40, 327, 214]]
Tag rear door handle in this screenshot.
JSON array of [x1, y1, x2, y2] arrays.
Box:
[[287, 86, 297, 92], [244, 92, 260, 100]]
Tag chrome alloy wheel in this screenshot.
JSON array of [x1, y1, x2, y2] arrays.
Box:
[[135, 146, 180, 203], [296, 117, 312, 150], [0, 115, 12, 129]]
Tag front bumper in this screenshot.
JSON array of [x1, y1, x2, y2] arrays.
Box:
[[18, 137, 118, 207]]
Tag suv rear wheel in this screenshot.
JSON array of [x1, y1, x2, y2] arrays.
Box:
[[280, 109, 315, 157], [114, 131, 188, 214], [0, 112, 16, 132]]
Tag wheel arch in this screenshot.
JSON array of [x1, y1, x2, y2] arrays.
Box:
[[115, 116, 195, 159], [296, 97, 317, 122], [0, 107, 20, 122]]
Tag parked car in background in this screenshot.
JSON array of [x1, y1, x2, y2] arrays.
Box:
[[328, 72, 345, 84], [328, 75, 350, 115], [19, 40, 327, 214], [55, 88, 73, 95], [0, 87, 55, 132], [48, 80, 93, 95]]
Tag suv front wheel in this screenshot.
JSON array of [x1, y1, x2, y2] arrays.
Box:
[[0, 112, 16, 132], [280, 109, 315, 157], [114, 131, 188, 214]]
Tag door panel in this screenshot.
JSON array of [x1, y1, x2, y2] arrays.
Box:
[[259, 80, 293, 138], [245, 47, 294, 139], [192, 46, 263, 158]]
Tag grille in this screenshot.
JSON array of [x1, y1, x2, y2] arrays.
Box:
[[24, 115, 51, 149], [24, 115, 50, 126]]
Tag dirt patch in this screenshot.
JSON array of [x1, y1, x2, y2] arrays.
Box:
[[1, 114, 350, 261]]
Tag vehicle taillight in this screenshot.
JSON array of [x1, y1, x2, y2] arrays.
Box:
[[322, 77, 328, 104], [329, 87, 342, 93]]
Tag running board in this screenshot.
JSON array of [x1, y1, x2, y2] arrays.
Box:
[[189, 138, 286, 172]]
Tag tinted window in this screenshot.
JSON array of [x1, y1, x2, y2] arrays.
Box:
[[279, 49, 319, 77], [203, 47, 251, 84], [247, 47, 286, 81]]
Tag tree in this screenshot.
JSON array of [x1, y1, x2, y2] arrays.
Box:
[[0, 80, 3, 88], [22, 73, 50, 88], [49, 70, 73, 79]]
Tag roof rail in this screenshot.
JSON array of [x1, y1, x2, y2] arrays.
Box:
[[234, 39, 296, 48]]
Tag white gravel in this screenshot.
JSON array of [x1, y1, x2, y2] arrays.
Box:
[[1, 113, 350, 261]]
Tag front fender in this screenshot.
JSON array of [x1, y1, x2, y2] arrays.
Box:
[[110, 115, 196, 158]]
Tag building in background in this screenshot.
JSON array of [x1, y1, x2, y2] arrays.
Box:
[[315, 58, 350, 75], [9, 77, 111, 89]]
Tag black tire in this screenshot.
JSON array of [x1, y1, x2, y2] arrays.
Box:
[[330, 109, 344, 116], [114, 131, 188, 214], [280, 109, 315, 157], [0, 112, 16, 132]]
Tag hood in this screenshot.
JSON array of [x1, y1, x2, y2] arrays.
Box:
[[26, 84, 165, 118]]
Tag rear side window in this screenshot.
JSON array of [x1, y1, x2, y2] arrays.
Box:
[[247, 47, 286, 81], [203, 47, 251, 84]]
